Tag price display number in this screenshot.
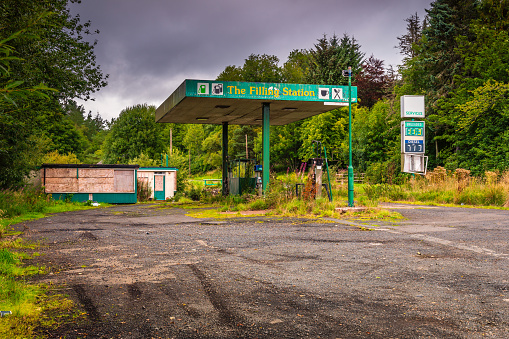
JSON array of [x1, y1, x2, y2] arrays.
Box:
[[405, 127, 423, 136], [405, 140, 424, 153]]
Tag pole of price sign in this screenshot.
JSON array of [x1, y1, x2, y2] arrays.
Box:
[[347, 67, 354, 207]]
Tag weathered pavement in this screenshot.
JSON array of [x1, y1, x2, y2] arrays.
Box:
[[20, 203, 509, 338]]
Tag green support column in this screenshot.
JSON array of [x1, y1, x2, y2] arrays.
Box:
[[222, 121, 229, 196], [262, 103, 270, 193]]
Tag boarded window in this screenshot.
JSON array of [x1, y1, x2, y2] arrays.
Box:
[[44, 168, 78, 193], [114, 170, 135, 192], [154, 175, 164, 191], [79, 168, 114, 193]]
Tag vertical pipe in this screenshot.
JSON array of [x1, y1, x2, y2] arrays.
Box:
[[222, 122, 229, 196], [324, 146, 333, 202], [262, 103, 270, 193], [245, 134, 248, 159]]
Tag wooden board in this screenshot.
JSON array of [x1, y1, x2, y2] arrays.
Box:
[[79, 168, 114, 178], [114, 170, 135, 192], [45, 168, 77, 178], [45, 177, 79, 193], [79, 178, 115, 193]]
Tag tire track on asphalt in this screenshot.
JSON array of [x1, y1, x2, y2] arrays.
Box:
[[72, 284, 101, 322], [188, 263, 246, 326]]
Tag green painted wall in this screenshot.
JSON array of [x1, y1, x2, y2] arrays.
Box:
[[51, 193, 137, 204]]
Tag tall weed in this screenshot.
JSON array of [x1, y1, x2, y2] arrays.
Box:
[[0, 186, 50, 219], [407, 168, 509, 207]]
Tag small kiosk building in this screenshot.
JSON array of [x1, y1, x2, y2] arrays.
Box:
[[137, 167, 178, 200]]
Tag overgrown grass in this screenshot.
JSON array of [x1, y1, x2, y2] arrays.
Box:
[[0, 186, 100, 338], [172, 172, 402, 220], [362, 167, 509, 208], [0, 186, 99, 237], [179, 168, 509, 222], [0, 243, 78, 338]]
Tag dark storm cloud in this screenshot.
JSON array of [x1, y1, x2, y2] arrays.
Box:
[[70, 0, 432, 119]]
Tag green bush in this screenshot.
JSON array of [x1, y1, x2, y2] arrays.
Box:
[[249, 199, 269, 210], [187, 186, 203, 201]]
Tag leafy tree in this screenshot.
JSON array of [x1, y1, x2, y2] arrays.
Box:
[[449, 81, 509, 172], [230, 125, 258, 159], [42, 151, 81, 164], [0, 1, 107, 187], [62, 100, 107, 162], [306, 34, 364, 86], [298, 109, 349, 165], [0, 29, 55, 188], [102, 104, 165, 164], [270, 122, 303, 171], [160, 123, 186, 154], [401, 0, 478, 98], [201, 127, 222, 170], [0, 0, 108, 102], [352, 100, 401, 176], [217, 65, 243, 81], [393, 0, 509, 175], [281, 49, 309, 84], [241, 54, 282, 83], [128, 152, 160, 167], [354, 55, 389, 108], [218, 54, 283, 83], [182, 124, 206, 173], [397, 0, 482, 169], [45, 114, 89, 156]]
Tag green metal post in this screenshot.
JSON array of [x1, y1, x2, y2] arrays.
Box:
[[262, 103, 270, 193], [222, 122, 229, 196], [347, 66, 355, 207]]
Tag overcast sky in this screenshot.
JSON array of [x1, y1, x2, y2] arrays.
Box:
[[69, 0, 432, 121]]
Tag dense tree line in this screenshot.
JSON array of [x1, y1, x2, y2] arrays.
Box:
[[2, 0, 508, 190]]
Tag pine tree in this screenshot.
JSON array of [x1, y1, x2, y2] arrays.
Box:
[[306, 34, 364, 86], [396, 13, 423, 60]]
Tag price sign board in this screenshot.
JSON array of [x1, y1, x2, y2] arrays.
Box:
[[401, 121, 425, 154]]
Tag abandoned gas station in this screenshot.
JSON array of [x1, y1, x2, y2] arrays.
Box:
[[155, 79, 357, 196]]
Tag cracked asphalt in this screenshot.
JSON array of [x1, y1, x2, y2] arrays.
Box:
[[18, 203, 509, 338]]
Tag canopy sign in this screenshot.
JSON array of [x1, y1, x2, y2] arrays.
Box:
[[189, 80, 357, 103], [156, 79, 358, 126]]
